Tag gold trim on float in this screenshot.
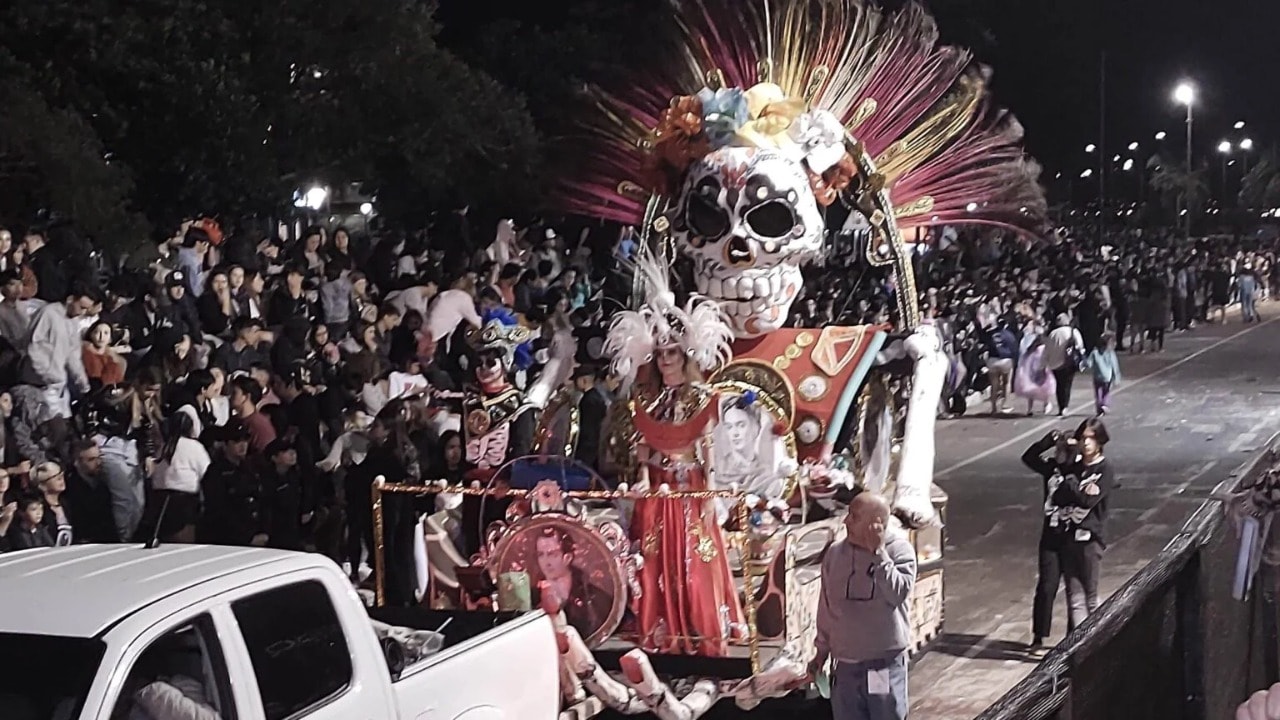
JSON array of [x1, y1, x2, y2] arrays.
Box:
[[804, 66, 830, 103], [709, 359, 797, 424], [894, 196, 935, 219], [847, 97, 878, 132]]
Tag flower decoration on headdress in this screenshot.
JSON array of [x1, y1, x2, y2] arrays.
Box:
[[604, 244, 733, 388], [638, 82, 849, 207], [697, 87, 750, 149], [475, 308, 537, 371], [788, 110, 848, 174], [808, 152, 858, 206], [642, 95, 709, 195]]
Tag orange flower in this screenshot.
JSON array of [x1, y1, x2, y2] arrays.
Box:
[[642, 95, 709, 195], [808, 152, 857, 207]]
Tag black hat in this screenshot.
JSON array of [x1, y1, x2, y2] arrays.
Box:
[[165, 270, 186, 289], [265, 437, 295, 458], [218, 421, 251, 443]]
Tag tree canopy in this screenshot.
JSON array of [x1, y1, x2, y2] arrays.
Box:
[[0, 0, 542, 251]]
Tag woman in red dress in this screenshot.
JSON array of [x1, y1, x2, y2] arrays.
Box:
[[605, 247, 743, 656]]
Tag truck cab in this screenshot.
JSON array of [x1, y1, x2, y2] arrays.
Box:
[[0, 544, 560, 720]]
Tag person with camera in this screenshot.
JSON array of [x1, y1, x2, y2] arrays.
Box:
[[1021, 418, 1114, 649]]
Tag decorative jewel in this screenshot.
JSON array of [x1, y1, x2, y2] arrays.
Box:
[[797, 375, 829, 402], [796, 416, 823, 445]]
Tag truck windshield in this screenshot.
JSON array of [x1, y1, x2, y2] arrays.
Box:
[[0, 633, 105, 719]]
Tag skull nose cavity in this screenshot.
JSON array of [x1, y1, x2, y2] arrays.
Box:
[[725, 235, 755, 267]]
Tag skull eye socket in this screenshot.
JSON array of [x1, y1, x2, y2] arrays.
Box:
[[744, 199, 797, 240], [687, 192, 730, 239]]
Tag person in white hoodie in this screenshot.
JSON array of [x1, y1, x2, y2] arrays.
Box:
[[150, 407, 210, 543], [1042, 313, 1085, 416], [21, 285, 98, 428]]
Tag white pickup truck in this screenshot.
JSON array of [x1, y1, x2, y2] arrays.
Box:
[[0, 544, 561, 720]]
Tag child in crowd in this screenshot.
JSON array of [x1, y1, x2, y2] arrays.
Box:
[[8, 493, 54, 550], [1086, 332, 1122, 416]]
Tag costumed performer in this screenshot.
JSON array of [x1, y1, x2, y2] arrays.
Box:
[[605, 246, 744, 657]]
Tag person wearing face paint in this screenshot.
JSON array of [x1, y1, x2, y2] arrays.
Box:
[[1021, 417, 1114, 648]]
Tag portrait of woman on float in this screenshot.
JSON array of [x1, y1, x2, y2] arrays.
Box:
[[712, 391, 785, 501], [604, 247, 743, 657]]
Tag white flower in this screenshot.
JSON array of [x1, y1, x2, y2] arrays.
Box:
[[788, 110, 846, 174]]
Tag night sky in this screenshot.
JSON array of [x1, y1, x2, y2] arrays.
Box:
[[440, 0, 1280, 183]]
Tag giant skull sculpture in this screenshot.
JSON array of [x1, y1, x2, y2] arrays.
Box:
[[673, 146, 825, 338]]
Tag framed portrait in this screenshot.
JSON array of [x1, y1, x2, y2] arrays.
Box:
[[489, 514, 626, 647], [710, 380, 799, 504]]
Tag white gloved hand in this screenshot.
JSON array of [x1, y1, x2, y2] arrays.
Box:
[[1238, 683, 1280, 720]]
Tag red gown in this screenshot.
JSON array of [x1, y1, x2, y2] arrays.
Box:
[[630, 385, 745, 656]]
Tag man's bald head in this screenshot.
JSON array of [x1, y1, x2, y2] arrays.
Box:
[[845, 491, 890, 551]]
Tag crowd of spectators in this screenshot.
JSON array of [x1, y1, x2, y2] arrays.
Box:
[[0, 211, 1274, 592], [792, 225, 1277, 416], [0, 216, 622, 590]]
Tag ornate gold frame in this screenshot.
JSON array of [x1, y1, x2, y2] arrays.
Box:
[[370, 479, 764, 674]]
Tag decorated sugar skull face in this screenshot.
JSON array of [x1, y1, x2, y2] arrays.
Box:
[[673, 146, 824, 338]]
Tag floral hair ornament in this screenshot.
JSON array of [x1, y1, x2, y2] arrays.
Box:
[[604, 243, 733, 389]]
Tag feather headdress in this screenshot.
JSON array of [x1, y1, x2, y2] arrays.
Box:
[[604, 244, 734, 387], [558, 0, 1046, 236]]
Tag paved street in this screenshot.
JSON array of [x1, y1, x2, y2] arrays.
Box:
[[692, 306, 1280, 719], [912, 308, 1280, 717]]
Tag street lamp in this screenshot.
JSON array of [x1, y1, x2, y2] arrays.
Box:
[[1218, 141, 1233, 206], [1085, 144, 1097, 153], [1240, 137, 1254, 175], [1173, 81, 1195, 238], [1122, 158, 1135, 171], [303, 186, 328, 211], [1155, 131, 1167, 141], [1080, 169, 1094, 178], [1128, 142, 1139, 151], [1235, 120, 1246, 130]]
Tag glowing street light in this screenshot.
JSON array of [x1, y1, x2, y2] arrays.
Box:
[[1235, 120, 1246, 130], [360, 202, 374, 215], [1173, 81, 1195, 239], [1080, 169, 1094, 178], [303, 186, 328, 211], [1113, 154, 1122, 162], [1173, 82, 1195, 107], [1218, 140, 1233, 154], [1122, 158, 1135, 171], [1155, 131, 1167, 141], [1240, 138, 1255, 151], [1085, 144, 1097, 153], [1128, 142, 1139, 151]]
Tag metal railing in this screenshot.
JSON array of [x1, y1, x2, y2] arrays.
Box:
[[976, 437, 1280, 720]]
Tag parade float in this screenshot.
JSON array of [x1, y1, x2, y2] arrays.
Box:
[[371, 0, 1045, 716]]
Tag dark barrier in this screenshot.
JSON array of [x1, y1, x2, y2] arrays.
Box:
[[976, 440, 1280, 720]]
